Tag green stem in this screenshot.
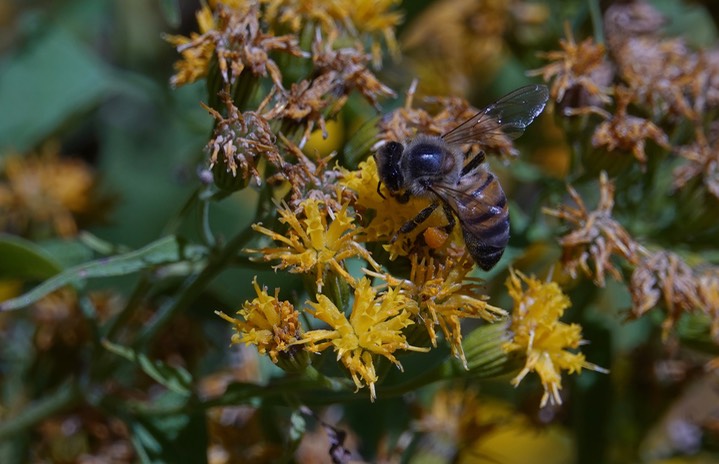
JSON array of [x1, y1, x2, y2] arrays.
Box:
[[133, 225, 257, 349], [200, 192, 216, 248]]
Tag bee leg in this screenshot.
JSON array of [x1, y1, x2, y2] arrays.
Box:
[[390, 202, 438, 243], [376, 181, 386, 199], [461, 151, 486, 176], [441, 202, 455, 234]]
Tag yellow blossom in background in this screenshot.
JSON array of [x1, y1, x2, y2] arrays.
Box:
[[296, 278, 428, 400], [339, 157, 463, 258], [216, 277, 302, 363], [0, 146, 97, 238], [250, 199, 379, 291], [504, 269, 607, 407]]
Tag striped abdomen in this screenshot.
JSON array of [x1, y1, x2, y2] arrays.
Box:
[[449, 169, 509, 271]]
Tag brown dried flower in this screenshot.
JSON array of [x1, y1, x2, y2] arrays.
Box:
[[544, 172, 643, 286], [630, 251, 703, 337], [590, 87, 670, 164], [530, 23, 613, 111], [311, 35, 395, 111], [674, 125, 719, 201], [167, 2, 304, 89], [204, 92, 281, 185], [604, 0, 700, 120]]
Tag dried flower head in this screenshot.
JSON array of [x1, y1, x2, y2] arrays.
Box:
[[250, 198, 380, 291], [674, 125, 719, 201], [604, 0, 699, 120], [530, 23, 613, 110], [544, 172, 643, 286], [216, 277, 302, 363], [504, 270, 607, 407], [0, 146, 98, 238], [167, 1, 304, 88], [630, 251, 703, 337], [296, 277, 427, 400], [311, 35, 395, 111], [204, 94, 281, 185], [589, 87, 670, 164]]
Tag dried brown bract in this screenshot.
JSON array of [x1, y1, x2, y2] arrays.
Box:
[[263, 73, 343, 145], [530, 23, 613, 111], [312, 36, 395, 110], [590, 87, 670, 164], [674, 125, 719, 201], [204, 93, 280, 185], [544, 172, 643, 286], [630, 251, 703, 337]]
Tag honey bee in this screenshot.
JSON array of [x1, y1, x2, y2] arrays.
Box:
[[375, 84, 549, 270]]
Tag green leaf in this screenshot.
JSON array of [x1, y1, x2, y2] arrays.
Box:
[[0, 236, 206, 311], [157, 0, 181, 28], [101, 339, 193, 396], [0, 28, 113, 152], [0, 234, 63, 281]]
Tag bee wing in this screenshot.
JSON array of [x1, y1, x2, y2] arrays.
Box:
[[428, 181, 490, 222], [441, 84, 549, 146]]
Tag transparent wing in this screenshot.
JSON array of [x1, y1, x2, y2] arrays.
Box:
[[429, 181, 489, 223], [441, 84, 549, 146]]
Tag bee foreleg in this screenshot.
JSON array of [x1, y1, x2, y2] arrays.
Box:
[[441, 202, 455, 234], [460, 151, 486, 176], [390, 202, 439, 243]]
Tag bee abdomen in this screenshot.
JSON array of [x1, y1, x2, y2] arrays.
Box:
[[461, 173, 510, 271], [463, 217, 509, 271]]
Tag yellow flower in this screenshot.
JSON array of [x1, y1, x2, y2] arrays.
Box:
[[0, 146, 97, 238], [250, 198, 379, 291], [503, 269, 607, 407], [260, 0, 402, 65], [339, 157, 463, 259], [296, 277, 427, 400], [216, 277, 302, 363], [377, 254, 507, 368]]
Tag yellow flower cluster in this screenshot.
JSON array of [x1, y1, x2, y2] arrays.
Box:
[[504, 270, 607, 407], [250, 199, 380, 291], [216, 277, 302, 364], [297, 278, 427, 399]]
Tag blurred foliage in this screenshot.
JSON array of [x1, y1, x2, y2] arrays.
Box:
[[1, 0, 719, 463]]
